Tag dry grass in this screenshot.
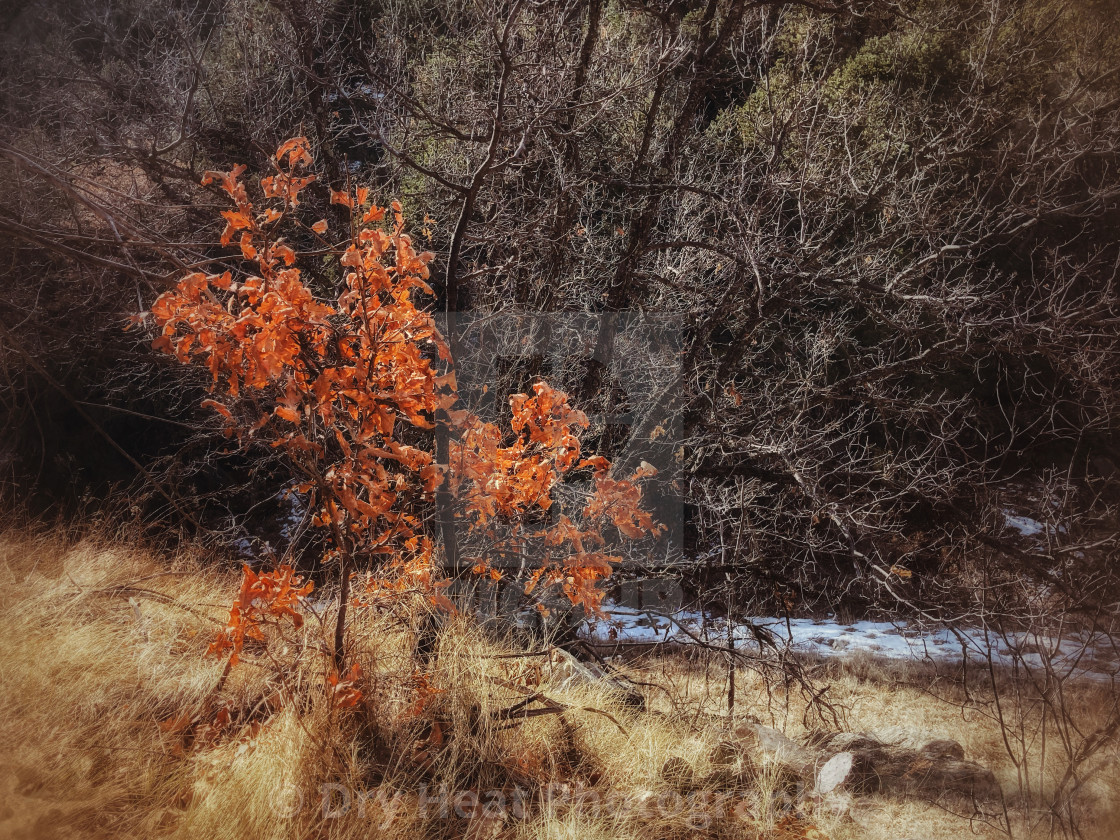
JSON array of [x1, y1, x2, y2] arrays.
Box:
[[0, 528, 1117, 840]]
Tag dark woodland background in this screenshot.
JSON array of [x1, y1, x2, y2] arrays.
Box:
[[3, 0, 1120, 624]]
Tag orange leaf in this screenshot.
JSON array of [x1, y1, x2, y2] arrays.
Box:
[[329, 663, 364, 709], [275, 136, 311, 165], [428, 593, 457, 614], [201, 399, 232, 419]]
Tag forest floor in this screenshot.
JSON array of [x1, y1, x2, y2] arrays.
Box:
[[1, 527, 1118, 840]]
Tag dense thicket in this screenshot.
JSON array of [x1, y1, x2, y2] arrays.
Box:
[[3, 0, 1119, 622]]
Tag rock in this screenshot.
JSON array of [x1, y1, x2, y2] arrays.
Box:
[[919, 739, 964, 761], [660, 756, 695, 790], [709, 739, 740, 767], [802, 731, 1001, 806], [815, 752, 853, 795], [817, 732, 888, 754], [546, 647, 606, 689], [697, 764, 755, 791], [704, 738, 757, 790], [862, 726, 933, 751], [733, 723, 816, 779], [898, 750, 1001, 803], [719, 724, 1000, 810], [545, 647, 644, 708]]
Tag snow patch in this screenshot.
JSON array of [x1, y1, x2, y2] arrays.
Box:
[[580, 601, 1118, 682]]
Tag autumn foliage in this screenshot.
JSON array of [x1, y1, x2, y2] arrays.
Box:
[[206, 564, 313, 667], [146, 137, 660, 699]]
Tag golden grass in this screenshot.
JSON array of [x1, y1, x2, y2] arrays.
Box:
[[0, 528, 1117, 840]]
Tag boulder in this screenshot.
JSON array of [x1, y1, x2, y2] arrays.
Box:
[[544, 647, 644, 708], [660, 756, 696, 790], [814, 752, 854, 795], [703, 738, 757, 790], [804, 731, 1001, 805], [709, 739, 740, 767], [721, 724, 1000, 809], [732, 723, 816, 781], [920, 739, 965, 761]]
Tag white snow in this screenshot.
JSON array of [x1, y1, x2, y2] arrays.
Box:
[[1001, 508, 1067, 538], [580, 601, 1118, 682], [1004, 513, 1046, 536]]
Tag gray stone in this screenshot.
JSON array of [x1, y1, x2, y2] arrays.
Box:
[[660, 756, 695, 790], [545, 647, 642, 707], [733, 723, 816, 779], [803, 731, 1000, 806], [815, 751, 854, 794], [719, 724, 1000, 810]]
